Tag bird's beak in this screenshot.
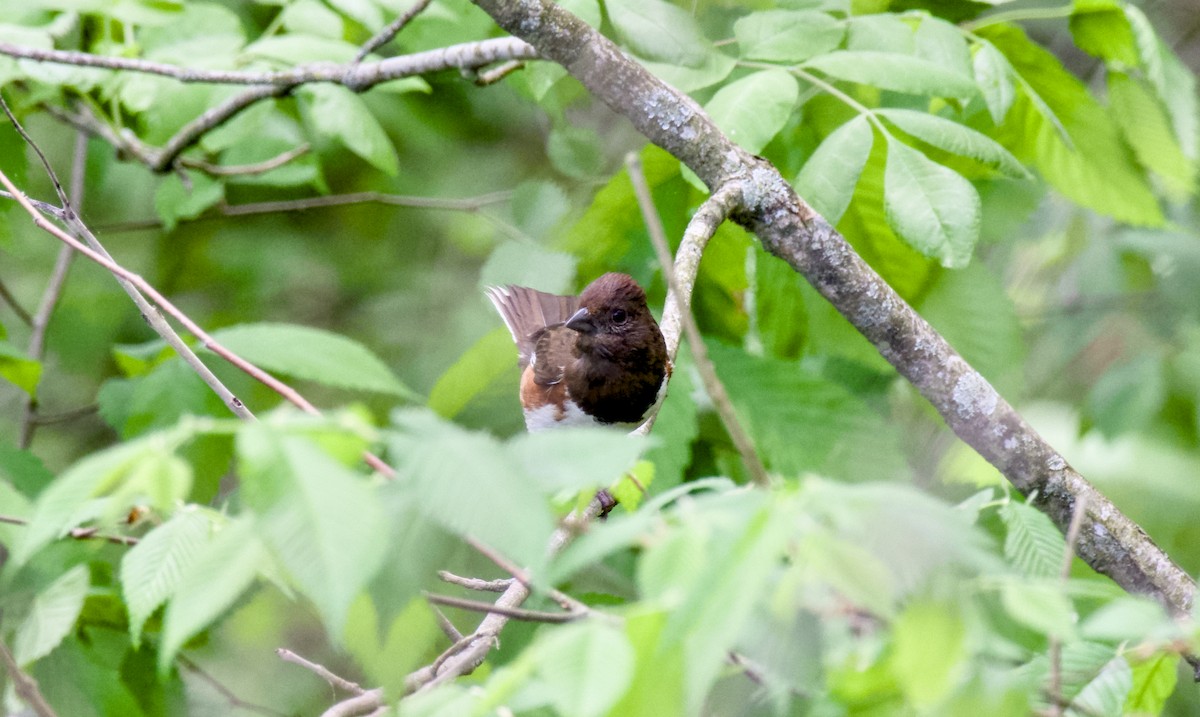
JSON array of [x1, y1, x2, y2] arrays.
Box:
[[565, 306, 596, 334]]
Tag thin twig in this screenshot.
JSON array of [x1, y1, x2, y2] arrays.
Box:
[[437, 571, 512, 593], [424, 592, 586, 623], [1047, 495, 1089, 717], [14, 124, 87, 448], [220, 189, 514, 216], [354, 0, 435, 62], [0, 37, 537, 86], [625, 153, 770, 486], [0, 638, 59, 717], [276, 648, 365, 695], [472, 60, 525, 85], [30, 403, 98, 425], [0, 515, 138, 546], [0, 275, 33, 325], [179, 143, 310, 177], [0, 110, 397, 479], [464, 535, 588, 613], [179, 654, 292, 717], [431, 605, 464, 642]]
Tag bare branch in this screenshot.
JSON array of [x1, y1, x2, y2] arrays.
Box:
[[0, 638, 59, 717], [424, 592, 586, 623], [14, 124, 86, 449], [277, 648, 365, 695], [0, 38, 537, 87], [626, 153, 770, 487], [438, 571, 512, 593], [179, 143, 311, 177], [472, 60, 525, 85], [354, 0, 435, 62], [633, 182, 740, 438], [0, 515, 138, 546]]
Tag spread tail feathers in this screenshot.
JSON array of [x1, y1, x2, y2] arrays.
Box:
[[485, 285, 579, 369]]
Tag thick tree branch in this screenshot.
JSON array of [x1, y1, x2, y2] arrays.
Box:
[[470, 0, 1196, 624]]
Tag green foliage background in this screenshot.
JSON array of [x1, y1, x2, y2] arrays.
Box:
[[1, 0, 1200, 714]]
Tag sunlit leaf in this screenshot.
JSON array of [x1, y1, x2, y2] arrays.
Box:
[[734, 10, 844, 63], [210, 322, 417, 399], [795, 115, 874, 223], [536, 621, 636, 717], [876, 109, 1028, 178], [0, 339, 41, 397], [803, 51, 979, 97], [121, 509, 214, 646], [14, 565, 89, 665], [882, 137, 981, 268], [298, 84, 399, 175], [705, 70, 799, 154], [160, 516, 265, 673], [999, 499, 1062, 579]]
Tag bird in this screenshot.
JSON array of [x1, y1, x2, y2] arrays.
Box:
[[485, 272, 670, 433]]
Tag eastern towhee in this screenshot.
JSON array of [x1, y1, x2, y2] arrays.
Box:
[[486, 272, 670, 433]]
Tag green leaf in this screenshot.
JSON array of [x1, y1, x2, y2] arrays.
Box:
[[1000, 578, 1076, 639], [1108, 71, 1196, 199], [876, 109, 1028, 178], [1127, 6, 1199, 162], [547, 124, 604, 179], [535, 621, 636, 717], [972, 40, 1016, 125], [890, 600, 966, 707], [640, 51, 737, 93], [705, 69, 799, 154], [325, 0, 383, 30], [733, 10, 844, 63], [121, 509, 213, 646], [243, 34, 360, 64], [280, 0, 345, 39], [1081, 597, 1177, 643], [803, 51, 979, 97], [882, 137, 981, 268], [999, 500, 1063, 579], [13, 565, 89, 665], [0, 445, 51, 499], [981, 24, 1163, 226], [428, 328, 518, 420], [154, 171, 224, 232], [795, 115, 874, 223], [605, 0, 710, 66], [13, 433, 182, 566], [914, 16, 972, 78], [1069, 657, 1132, 717], [298, 84, 399, 175], [237, 428, 386, 636], [508, 427, 646, 493], [1069, 0, 1138, 67], [1086, 354, 1165, 438], [481, 239, 577, 294], [0, 338, 41, 397], [707, 342, 907, 482], [1125, 654, 1178, 715], [160, 516, 265, 673], [209, 322, 416, 399], [388, 410, 556, 568]]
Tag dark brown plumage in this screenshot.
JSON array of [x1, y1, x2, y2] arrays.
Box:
[[486, 272, 669, 431]]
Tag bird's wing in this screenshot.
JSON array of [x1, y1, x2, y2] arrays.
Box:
[[485, 285, 579, 370]]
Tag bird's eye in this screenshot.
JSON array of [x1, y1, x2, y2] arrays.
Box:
[[611, 308, 628, 324]]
